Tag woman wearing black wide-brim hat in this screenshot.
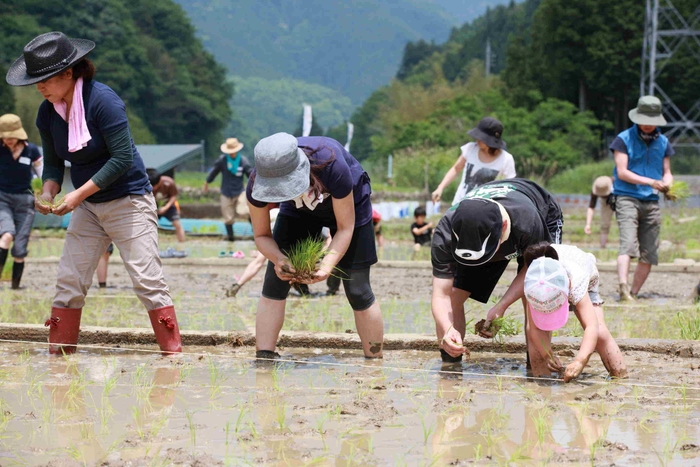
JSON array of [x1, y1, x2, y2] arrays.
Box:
[[432, 117, 517, 206], [6, 31, 182, 354]]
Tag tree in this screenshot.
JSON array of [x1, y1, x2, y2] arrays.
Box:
[[0, 65, 14, 114]]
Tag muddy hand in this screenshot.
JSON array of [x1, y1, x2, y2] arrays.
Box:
[[274, 257, 296, 282], [547, 355, 564, 374], [476, 319, 500, 339], [442, 327, 466, 358], [563, 360, 585, 383]]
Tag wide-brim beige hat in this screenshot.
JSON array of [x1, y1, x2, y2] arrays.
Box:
[[221, 137, 244, 154], [629, 95, 667, 126], [592, 176, 613, 197], [0, 114, 28, 140]]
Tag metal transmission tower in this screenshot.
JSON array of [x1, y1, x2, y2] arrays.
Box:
[[640, 0, 700, 150]]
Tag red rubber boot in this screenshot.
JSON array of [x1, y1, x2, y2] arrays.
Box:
[[148, 305, 182, 354], [45, 307, 82, 354]]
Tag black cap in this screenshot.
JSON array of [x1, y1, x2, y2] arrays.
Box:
[[467, 117, 507, 150], [451, 199, 503, 266]]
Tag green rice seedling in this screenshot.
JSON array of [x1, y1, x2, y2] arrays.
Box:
[[418, 411, 436, 445], [284, 236, 336, 283], [33, 192, 66, 213], [208, 357, 228, 398], [531, 406, 552, 445], [275, 402, 288, 432], [675, 311, 700, 340], [315, 412, 329, 437], [473, 443, 483, 461], [234, 405, 250, 435], [66, 443, 87, 467], [665, 181, 691, 202], [185, 410, 197, 455]]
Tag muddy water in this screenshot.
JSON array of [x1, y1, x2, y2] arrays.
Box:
[[0, 343, 698, 466]]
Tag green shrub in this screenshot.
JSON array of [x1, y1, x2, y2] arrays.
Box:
[[546, 160, 615, 194]]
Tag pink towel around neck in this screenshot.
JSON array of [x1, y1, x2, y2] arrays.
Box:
[[53, 77, 92, 152]]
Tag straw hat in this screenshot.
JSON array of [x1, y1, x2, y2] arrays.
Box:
[[0, 114, 28, 140], [592, 176, 613, 197], [6, 32, 95, 86], [221, 138, 244, 154]]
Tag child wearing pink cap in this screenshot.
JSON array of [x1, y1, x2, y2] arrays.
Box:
[[523, 242, 627, 382]]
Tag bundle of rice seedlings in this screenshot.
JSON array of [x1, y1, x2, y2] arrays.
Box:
[[665, 181, 691, 202], [284, 236, 329, 283], [34, 193, 65, 213], [474, 316, 521, 344]]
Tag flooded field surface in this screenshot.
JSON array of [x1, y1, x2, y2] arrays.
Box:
[[0, 344, 698, 466]]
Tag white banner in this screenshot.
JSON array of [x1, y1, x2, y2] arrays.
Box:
[[302, 104, 313, 137], [344, 122, 354, 151]]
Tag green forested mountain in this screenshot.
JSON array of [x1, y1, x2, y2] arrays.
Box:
[[0, 0, 231, 159], [176, 0, 458, 104], [227, 76, 354, 148]]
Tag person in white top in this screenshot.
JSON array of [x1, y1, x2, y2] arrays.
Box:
[[432, 117, 516, 205], [520, 242, 627, 382]]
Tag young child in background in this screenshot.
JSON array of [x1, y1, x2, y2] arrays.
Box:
[[411, 206, 433, 257], [523, 242, 627, 382], [148, 169, 186, 243], [372, 209, 385, 248], [584, 176, 614, 249]]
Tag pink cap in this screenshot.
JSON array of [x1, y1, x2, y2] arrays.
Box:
[[524, 257, 570, 331]]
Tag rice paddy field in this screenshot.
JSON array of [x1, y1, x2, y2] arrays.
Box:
[[0, 207, 698, 466]]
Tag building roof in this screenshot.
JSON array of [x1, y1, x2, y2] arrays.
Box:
[[136, 144, 203, 173]]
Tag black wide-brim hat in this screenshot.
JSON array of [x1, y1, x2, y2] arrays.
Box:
[[6, 32, 95, 86], [450, 198, 503, 266], [467, 116, 507, 150]]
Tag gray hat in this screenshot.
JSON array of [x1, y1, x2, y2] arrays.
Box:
[[629, 95, 667, 126], [252, 133, 310, 203]]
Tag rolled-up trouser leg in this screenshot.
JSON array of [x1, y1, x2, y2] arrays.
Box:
[[45, 306, 82, 354]]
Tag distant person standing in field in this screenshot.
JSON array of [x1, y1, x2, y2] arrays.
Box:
[[203, 138, 253, 242], [611, 96, 673, 302], [432, 117, 516, 205], [148, 169, 186, 243], [584, 176, 614, 248], [0, 114, 43, 290], [7, 32, 181, 354]]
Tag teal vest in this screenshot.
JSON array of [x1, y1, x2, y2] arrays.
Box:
[[613, 125, 668, 201]]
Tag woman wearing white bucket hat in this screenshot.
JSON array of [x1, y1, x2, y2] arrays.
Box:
[[246, 133, 384, 359], [522, 242, 627, 382]]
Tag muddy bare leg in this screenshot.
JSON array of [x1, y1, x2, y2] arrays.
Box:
[[630, 261, 651, 296], [353, 301, 384, 358], [256, 297, 286, 351]]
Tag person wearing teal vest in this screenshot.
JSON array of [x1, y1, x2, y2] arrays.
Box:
[[610, 96, 674, 301]]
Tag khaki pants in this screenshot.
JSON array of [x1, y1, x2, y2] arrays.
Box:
[[53, 194, 172, 310], [615, 196, 661, 265], [220, 193, 249, 225]]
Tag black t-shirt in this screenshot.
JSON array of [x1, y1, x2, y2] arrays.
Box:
[[433, 179, 562, 271], [0, 142, 42, 194], [411, 222, 432, 245]]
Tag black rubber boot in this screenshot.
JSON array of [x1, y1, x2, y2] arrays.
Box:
[[440, 349, 462, 363], [224, 224, 234, 242], [326, 275, 341, 295], [11, 261, 24, 290], [256, 350, 281, 360], [0, 248, 8, 280], [292, 283, 310, 297]]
